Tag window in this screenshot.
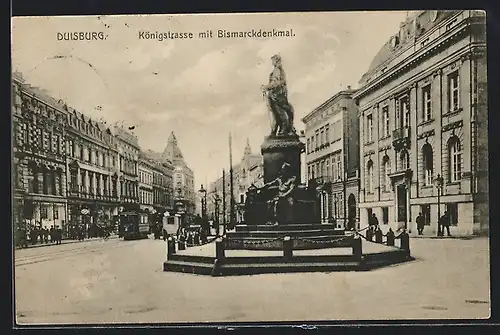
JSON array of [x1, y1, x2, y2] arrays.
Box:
[[382, 207, 389, 225], [52, 134, 59, 153], [326, 159, 330, 178], [366, 160, 374, 193], [40, 206, 48, 219], [320, 128, 325, 146], [446, 203, 458, 226], [325, 124, 330, 143], [422, 85, 432, 121], [382, 155, 391, 191], [400, 150, 409, 170], [448, 71, 460, 112], [366, 114, 373, 143], [448, 137, 462, 182], [307, 138, 310, 154], [315, 131, 319, 149], [422, 144, 434, 186], [337, 153, 342, 180], [53, 207, 59, 219], [381, 106, 390, 138], [399, 96, 410, 128]]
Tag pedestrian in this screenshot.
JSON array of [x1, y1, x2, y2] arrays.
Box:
[[43, 227, 49, 244], [56, 225, 62, 245], [50, 225, 55, 244], [416, 212, 425, 235], [370, 213, 379, 232], [440, 211, 452, 237]]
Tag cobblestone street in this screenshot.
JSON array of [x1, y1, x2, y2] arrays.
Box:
[[14, 237, 490, 324]]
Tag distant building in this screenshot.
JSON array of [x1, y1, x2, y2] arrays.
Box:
[[162, 132, 196, 218], [302, 88, 360, 228], [113, 126, 140, 212], [207, 138, 263, 224], [138, 153, 155, 213], [353, 10, 488, 236], [65, 108, 120, 236]]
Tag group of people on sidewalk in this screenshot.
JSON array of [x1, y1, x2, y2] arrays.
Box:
[[366, 210, 454, 237], [16, 225, 63, 248], [415, 211, 453, 236]]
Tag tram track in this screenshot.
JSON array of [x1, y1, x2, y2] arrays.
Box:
[[14, 239, 147, 267]]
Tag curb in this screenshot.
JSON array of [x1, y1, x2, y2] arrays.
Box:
[[14, 235, 120, 250]]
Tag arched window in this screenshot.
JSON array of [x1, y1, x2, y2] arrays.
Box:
[[448, 137, 462, 182], [366, 160, 374, 194], [400, 150, 409, 170], [382, 155, 391, 192], [422, 143, 434, 186]]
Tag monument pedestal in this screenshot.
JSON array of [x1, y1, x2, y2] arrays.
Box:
[[260, 135, 304, 184]]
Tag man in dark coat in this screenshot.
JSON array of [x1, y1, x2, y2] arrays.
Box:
[[369, 213, 379, 231], [416, 212, 425, 235], [440, 211, 452, 236]]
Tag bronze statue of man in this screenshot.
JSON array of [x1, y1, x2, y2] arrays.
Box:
[[261, 54, 297, 136], [260, 162, 297, 225]]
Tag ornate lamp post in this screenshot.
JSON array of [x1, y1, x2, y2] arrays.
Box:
[[212, 191, 221, 236], [433, 174, 444, 237], [198, 184, 207, 218]]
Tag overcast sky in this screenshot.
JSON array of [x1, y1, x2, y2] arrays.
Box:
[[12, 11, 409, 187]]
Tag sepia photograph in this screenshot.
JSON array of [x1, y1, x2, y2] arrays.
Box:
[[11, 10, 489, 325]]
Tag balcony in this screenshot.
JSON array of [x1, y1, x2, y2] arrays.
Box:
[[67, 188, 119, 202], [392, 126, 410, 150]]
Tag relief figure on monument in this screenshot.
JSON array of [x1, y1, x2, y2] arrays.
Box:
[[260, 162, 297, 225], [261, 54, 297, 137]]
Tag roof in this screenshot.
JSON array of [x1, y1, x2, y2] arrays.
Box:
[[162, 131, 184, 163], [301, 89, 358, 123], [360, 10, 460, 85]]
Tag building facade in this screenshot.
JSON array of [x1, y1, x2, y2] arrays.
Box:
[[65, 108, 120, 236], [114, 126, 140, 212], [302, 88, 360, 228], [138, 153, 155, 213], [12, 73, 69, 233], [354, 10, 488, 236], [162, 132, 196, 218], [207, 139, 264, 225]]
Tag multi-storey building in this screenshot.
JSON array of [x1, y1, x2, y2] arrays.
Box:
[[302, 88, 360, 228], [65, 108, 120, 235], [207, 139, 264, 224], [114, 126, 140, 211], [162, 132, 196, 218], [144, 149, 175, 214], [138, 153, 155, 213], [12, 72, 69, 233], [354, 10, 487, 236]]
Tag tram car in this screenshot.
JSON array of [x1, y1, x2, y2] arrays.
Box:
[[118, 211, 150, 240]]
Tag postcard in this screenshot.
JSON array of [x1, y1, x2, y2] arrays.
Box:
[[11, 10, 489, 325]]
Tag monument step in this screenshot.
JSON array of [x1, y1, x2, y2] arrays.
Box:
[[163, 250, 411, 276], [163, 260, 214, 276], [227, 230, 342, 238], [219, 254, 356, 264], [167, 254, 215, 264], [235, 224, 338, 232]]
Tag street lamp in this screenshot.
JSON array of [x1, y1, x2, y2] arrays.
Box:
[[198, 184, 207, 218], [433, 174, 444, 237], [212, 191, 221, 236]]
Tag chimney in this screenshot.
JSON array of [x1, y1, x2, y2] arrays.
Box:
[[347, 85, 352, 90]]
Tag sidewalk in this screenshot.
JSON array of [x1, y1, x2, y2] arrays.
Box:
[[14, 235, 120, 250]]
